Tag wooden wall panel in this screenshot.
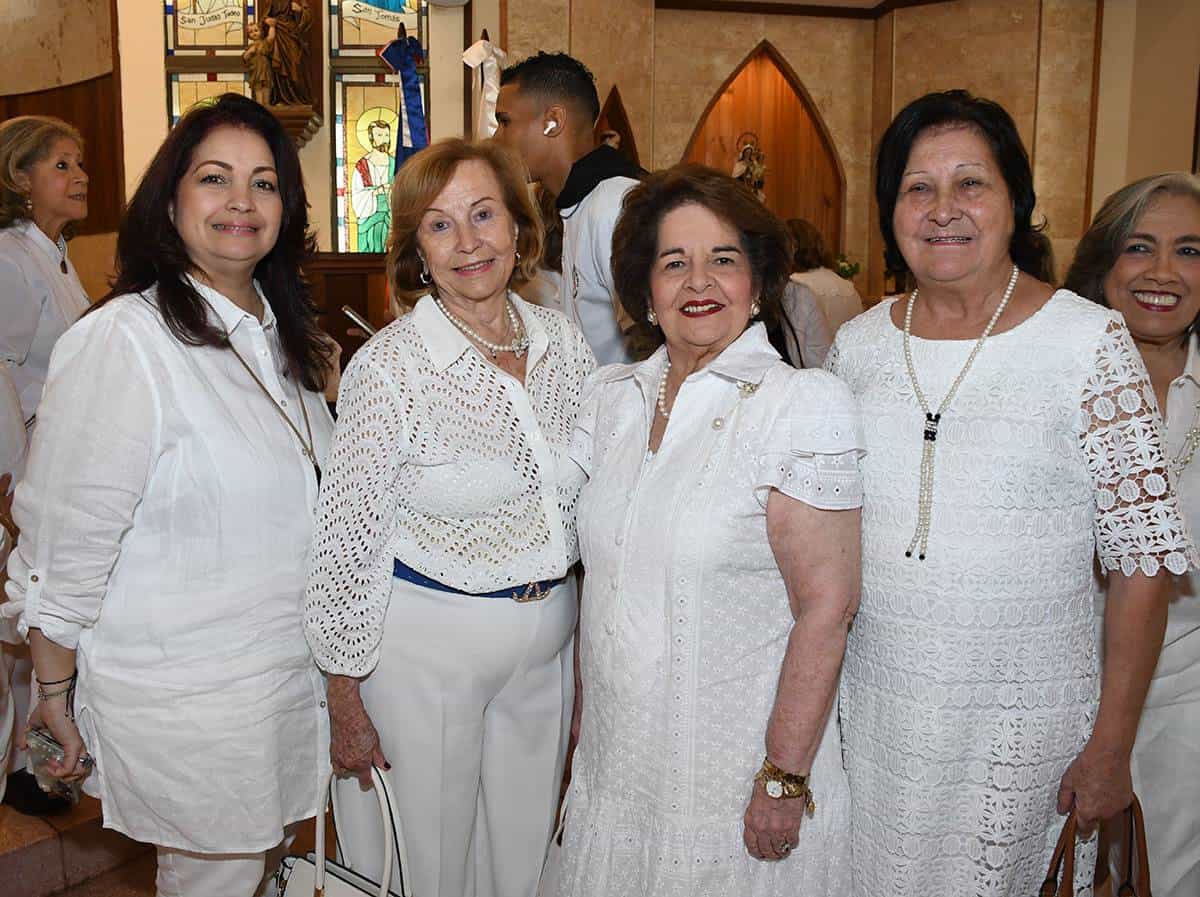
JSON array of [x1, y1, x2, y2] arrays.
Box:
[[0, 73, 124, 236], [682, 43, 844, 254], [305, 253, 391, 363]]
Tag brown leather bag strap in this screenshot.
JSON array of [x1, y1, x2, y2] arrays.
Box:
[[1040, 811, 1078, 897], [1117, 794, 1153, 897]]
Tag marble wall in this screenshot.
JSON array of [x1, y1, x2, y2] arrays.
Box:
[[0, 0, 113, 95], [571, 0, 655, 158], [652, 10, 875, 293]]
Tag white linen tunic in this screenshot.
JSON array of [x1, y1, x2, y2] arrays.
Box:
[[826, 292, 1195, 897], [6, 281, 333, 853], [1131, 331, 1200, 897], [0, 219, 91, 424], [554, 324, 861, 897]]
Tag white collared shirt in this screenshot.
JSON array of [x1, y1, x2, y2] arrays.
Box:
[[0, 219, 91, 423], [5, 279, 334, 852], [1157, 332, 1200, 693], [305, 293, 596, 677]]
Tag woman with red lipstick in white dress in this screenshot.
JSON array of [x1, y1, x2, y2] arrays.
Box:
[[306, 138, 595, 897], [549, 165, 862, 897], [1067, 172, 1200, 897], [827, 92, 1195, 897], [8, 94, 338, 896]]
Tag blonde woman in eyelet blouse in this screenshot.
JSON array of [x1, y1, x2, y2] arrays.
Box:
[[305, 139, 595, 897]]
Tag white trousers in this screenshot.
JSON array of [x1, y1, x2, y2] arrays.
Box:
[[155, 829, 293, 897], [156, 846, 267, 897], [0, 648, 12, 803], [334, 576, 576, 897]]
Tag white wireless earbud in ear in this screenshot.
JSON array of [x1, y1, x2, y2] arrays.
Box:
[[543, 121, 557, 136]]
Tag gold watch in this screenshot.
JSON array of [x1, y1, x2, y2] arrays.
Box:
[[755, 757, 816, 814]]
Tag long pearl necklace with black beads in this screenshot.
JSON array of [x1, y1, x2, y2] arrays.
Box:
[[901, 264, 1019, 560]]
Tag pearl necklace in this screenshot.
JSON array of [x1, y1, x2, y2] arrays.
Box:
[[434, 296, 529, 358], [901, 264, 1019, 560], [1171, 396, 1200, 476], [656, 356, 672, 418]]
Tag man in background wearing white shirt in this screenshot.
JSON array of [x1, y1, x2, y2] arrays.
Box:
[[494, 52, 642, 364]]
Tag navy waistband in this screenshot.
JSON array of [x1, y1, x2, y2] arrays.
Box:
[[392, 558, 564, 602]]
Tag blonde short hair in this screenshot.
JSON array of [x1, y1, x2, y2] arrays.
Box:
[[386, 139, 543, 308], [0, 115, 84, 230]]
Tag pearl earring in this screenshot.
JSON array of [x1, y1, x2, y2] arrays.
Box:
[[418, 259, 431, 285], [750, 302, 761, 317], [647, 309, 658, 326]]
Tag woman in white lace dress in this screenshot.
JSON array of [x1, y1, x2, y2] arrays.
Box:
[[305, 139, 595, 897], [552, 166, 862, 897], [1066, 172, 1200, 897], [827, 91, 1196, 896]]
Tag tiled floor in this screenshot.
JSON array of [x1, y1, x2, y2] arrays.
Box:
[[0, 796, 151, 897]]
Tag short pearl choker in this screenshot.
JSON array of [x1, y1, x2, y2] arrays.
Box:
[[901, 264, 1019, 560], [656, 356, 672, 418], [434, 296, 529, 358]]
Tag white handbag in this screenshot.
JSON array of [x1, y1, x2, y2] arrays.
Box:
[[277, 766, 412, 897]]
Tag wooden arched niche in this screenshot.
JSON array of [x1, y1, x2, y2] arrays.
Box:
[[683, 41, 845, 254], [594, 86, 641, 168]]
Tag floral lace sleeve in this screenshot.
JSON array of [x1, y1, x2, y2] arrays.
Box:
[[1079, 318, 1197, 577]]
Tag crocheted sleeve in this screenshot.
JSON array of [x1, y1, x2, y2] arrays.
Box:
[[305, 345, 410, 677], [755, 369, 864, 511], [1079, 318, 1197, 577]]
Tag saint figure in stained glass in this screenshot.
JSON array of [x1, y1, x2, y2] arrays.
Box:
[[352, 112, 398, 252]]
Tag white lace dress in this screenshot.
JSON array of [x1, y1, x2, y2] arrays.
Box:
[[826, 291, 1196, 897], [554, 324, 861, 897]]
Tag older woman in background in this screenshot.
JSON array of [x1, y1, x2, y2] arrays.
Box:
[[306, 138, 594, 897], [1067, 171, 1200, 897], [9, 94, 335, 896], [827, 90, 1194, 896], [552, 165, 861, 897], [785, 218, 862, 336], [0, 114, 91, 816]]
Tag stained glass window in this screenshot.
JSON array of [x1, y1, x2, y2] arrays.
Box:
[[165, 1, 251, 55], [331, 0, 422, 57], [330, 1, 429, 252], [169, 73, 252, 124]]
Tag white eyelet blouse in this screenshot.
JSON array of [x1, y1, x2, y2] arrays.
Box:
[[305, 294, 596, 677]]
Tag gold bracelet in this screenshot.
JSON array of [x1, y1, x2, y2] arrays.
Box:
[[755, 756, 816, 814]]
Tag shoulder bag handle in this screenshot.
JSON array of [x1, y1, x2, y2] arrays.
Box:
[[316, 767, 412, 897]]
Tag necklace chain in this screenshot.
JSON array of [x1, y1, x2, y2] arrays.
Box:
[[225, 339, 320, 482], [434, 296, 529, 358], [901, 264, 1020, 560], [1171, 396, 1200, 475]]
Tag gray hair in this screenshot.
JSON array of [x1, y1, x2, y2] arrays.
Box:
[[1065, 172, 1200, 307]]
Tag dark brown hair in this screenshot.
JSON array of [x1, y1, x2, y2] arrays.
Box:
[[94, 93, 331, 391], [94, 92, 328, 390], [785, 218, 833, 272], [1066, 172, 1200, 308], [876, 89, 1045, 280], [386, 138, 543, 308], [612, 163, 793, 354]]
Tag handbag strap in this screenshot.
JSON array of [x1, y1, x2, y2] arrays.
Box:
[[1042, 794, 1154, 897], [316, 767, 398, 897], [1117, 794, 1152, 897], [1040, 811, 1078, 897]]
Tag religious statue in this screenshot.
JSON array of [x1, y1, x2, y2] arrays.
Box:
[[731, 131, 766, 201], [242, 19, 275, 106], [351, 119, 397, 252], [259, 0, 313, 107]]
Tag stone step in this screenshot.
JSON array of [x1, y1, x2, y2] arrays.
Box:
[[0, 796, 151, 897]]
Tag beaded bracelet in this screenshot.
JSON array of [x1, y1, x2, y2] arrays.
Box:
[[37, 682, 73, 701], [36, 673, 77, 687]]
